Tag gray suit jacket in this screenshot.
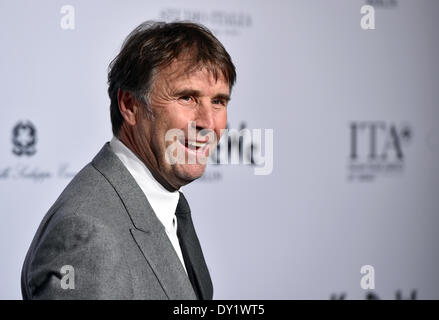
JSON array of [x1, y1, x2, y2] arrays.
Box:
[[21, 143, 213, 300]]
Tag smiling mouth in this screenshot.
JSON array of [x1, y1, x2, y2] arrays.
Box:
[[184, 140, 208, 151], [176, 137, 210, 158]]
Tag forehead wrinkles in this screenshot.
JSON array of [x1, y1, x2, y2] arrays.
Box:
[[157, 57, 226, 91]]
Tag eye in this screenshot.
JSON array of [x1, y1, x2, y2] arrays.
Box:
[[212, 98, 227, 107], [179, 95, 196, 105]]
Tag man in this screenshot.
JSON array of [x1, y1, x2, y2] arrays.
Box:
[[21, 21, 236, 299]]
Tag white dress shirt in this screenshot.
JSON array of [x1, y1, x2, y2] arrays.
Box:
[[109, 136, 187, 273]]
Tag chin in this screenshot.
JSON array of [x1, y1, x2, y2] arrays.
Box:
[[175, 163, 207, 182]]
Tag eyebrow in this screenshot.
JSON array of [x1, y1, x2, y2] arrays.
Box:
[[174, 89, 231, 102]]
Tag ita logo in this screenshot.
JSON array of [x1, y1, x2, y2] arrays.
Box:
[[347, 121, 412, 181], [12, 121, 37, 156]]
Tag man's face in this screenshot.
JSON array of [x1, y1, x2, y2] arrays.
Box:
[[134, 60, 230, 190]]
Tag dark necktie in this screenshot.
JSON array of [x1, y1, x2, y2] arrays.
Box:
[[175, 191, 213, 300]]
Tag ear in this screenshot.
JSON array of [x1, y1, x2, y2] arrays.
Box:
[[117, 89, 139, 126]]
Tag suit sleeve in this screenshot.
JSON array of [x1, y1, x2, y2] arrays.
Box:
[[23, 214, 133, 299]]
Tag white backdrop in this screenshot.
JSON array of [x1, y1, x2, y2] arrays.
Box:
[[1, 0, 438, 299]]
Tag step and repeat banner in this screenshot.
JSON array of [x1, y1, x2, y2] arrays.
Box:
[[1, 0, 438, 299]]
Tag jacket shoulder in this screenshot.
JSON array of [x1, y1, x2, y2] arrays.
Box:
[[21, 162, 134, 299]]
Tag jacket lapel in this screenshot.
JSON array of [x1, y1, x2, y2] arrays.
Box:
[[91, 143, 197, 300]]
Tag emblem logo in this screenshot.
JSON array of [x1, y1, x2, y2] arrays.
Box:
[[12, 121, 37, 156]]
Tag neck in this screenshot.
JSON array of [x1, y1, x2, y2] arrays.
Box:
[[116, 130, 181, 192]]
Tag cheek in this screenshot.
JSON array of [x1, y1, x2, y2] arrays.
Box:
[[214, 110, 228, 140], [167, 106, 195, 130], [154, 108, 187, 138]]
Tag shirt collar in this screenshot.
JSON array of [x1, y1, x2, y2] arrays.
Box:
[[109, 136, 180, 233]]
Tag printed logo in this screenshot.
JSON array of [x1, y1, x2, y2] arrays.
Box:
[[12, 121, 37, 157], [159, 8, 252, 36], [347, 121, 412, 181]]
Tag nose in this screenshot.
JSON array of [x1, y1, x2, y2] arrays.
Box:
[[195, 101, 215, 131]]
